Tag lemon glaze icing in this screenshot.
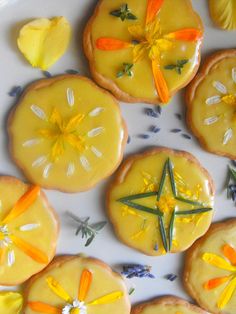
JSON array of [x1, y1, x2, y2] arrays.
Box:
[[24, 256, 130, 314], [108, 149, 214, 256], [87, 0, 203, 104], [209, 0, 236, 30], [0, 177, 58, 285], [8, 76, 127, 192]]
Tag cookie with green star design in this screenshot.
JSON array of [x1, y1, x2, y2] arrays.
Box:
[[107, 147, 215, 256]]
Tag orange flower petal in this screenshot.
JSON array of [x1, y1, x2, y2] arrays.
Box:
[[152, 59, 169, 104], [96, 38, 131, 50], [28, 302, 61, 314], [204, 276, 231, 290], [166, 28, 203, 42], [78, 269, 92, 301], [10, 235, 48, 264], [146, 0, 164, 25], [2, 186, 40, 224], [223, 244, 236, 265], [0, 247, 6, 265]]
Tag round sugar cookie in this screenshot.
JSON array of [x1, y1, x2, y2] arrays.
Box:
[[84, 0, 203, 105], [24, 255, 131, 314], [184, 220, 236, 314], [0, 176, 58, 285], [186, 49, 236, 159], [107, 147, 215, 256], [8, 75, 127, 193], [131, 296, 208, 314]]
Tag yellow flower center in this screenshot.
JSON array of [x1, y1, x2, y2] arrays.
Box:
[[156, 195, 176, 213], [222, 94, 236, 106]]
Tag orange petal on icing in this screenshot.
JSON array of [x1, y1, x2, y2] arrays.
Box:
[[146, 0, 164, 25], [78, 269, 92, 301], [10, 235, 49, 264], [0, 247, 6, 265], [2, 186, 40, 224], [166, 29, 203, 42], [204, 276, 231, 290], [28, 302, 61, 314], [96, 38, 131, 50], [152, 59, 169, 104], [223, 244, 236, 265]]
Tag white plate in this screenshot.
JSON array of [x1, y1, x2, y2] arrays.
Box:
[[0, 0, 234, 307]]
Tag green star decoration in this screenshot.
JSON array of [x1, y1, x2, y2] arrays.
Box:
[[117, 158, 213, 253]]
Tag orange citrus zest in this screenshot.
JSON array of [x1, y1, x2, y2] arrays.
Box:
[[78, 269, 92, 301], [146, 0, 164, 25], [152, 59, 169, 104], [10, 234, 48, 264], [28, 302, 61, 314], [204, 276, 231, 290], [96, 38, 131, 50], [166, 28, 202, 41], [2, 186, 40, 224], [223, 244, 236, 266]]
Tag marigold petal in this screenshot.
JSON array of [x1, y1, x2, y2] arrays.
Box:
[[38, 129, 57, 139], [146, 0, 164, 25], [96, 38, 131, 50], [46, 276, 72, 303], [128, 25, 145, 40], [78, 269, 92, 301], [88, 291, 123, 305], [10, 235, 48, 264], [166, 28, 202, 41], [2, 186, 40, 224], [204, 276, 231, 290], [51, 139, 65, 161], [0, 247, 6, 265], [133, 43, 147, 63], [0, 291, 23, 314], [65, 134, 85, 151], [152, 59, 169, 104], [202, 253, 236, 272], [64, 114, 84, 132], [223, 244, 236, 265], [50, 108, 63, 128], [217, 277, 236, 309], [28, 302, 61, 314]]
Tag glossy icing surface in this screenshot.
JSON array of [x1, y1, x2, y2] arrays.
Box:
[[108, 149, 214, 256], [8, 76, 126, 192], [186, 223, 236, 314], [89, 0, 203, 102], [24, 256, 130, 314], [209, 0, 236, 30], [189, 56, 236, 158], [0, 177, 58, 285]]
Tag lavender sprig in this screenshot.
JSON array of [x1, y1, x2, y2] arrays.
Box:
[[122, 264, 155, 279], [227, 162, 236, 203], [165, 273, 178, 281]]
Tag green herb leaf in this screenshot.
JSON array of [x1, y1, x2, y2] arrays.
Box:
[[159, 216, 168, 252], [177, 59, 188, 66], [119, 200, 163, 217], [129, 287, 136, 295], [176, 207, 213, 215], [117, 63, 134, 78], [168, 209, 176, 251], [90, 221, 107, 231], [118, 192, 157, 202], [157, 160, 168, 200], [164, 64, 176, 70], [168, 158, 177, 197], [85, 235, 95, 247], [110, 4, 137, 21], [229, 166, 236, 181], [175, 196, 204, 206], [164, 59, 189, 75]]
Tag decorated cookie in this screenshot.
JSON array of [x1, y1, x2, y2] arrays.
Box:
[[0, 176, 58, 285], [0, 291, 23, 314], [24, 255, 131, 314], [8, 75, 127, 193], [131, 296, 208, 314], [184, 220, 236, 314], [107, 147, 215, 256], [186, 50, 236, 159], [84, 0, 203, 105], [209, 0, 236, 30]]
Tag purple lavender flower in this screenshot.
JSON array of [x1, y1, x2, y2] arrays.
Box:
[[122, 264, 155, 279]]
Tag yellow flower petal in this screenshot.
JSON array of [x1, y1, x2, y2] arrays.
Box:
[[17, 17, 71, 70], [50, 108, 63, 128], [64, 114, 85, 133], [202, 253, 236, 272], [0, 292, 23, 314], [51, 138, 65, 161], [39, 129, 57, 139], [209, 0, 236, 30], [133, 43, 147, 63], [65, 134, 85, 151], [128, 24, 145, 40], [88, 291, 123, 305], [46, 276, 72, 303], [217, 277, 236, 309]]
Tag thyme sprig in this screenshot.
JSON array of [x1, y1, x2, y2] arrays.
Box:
[[110, 4, 137, 21], [67, 212, 107, 247], [117, 63, 134, 78], [164, 59, 189, 75]]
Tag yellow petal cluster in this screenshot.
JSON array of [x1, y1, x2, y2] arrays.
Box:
[[0, 292, 23, 314]]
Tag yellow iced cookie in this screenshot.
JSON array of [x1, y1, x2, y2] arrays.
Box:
[[0, 176, 58, 285], [107, 148, 215, 256], [17, 17, 71, 70], [184, 220, 236, 314], [84, 0, 203, 104], [0, 291, 23, 314], [8, 75, 127, 193], [209, 0, 236, 30], [186, 50, 236, 159], [24, 255, 131, 314], [131, 296, 208, 314]]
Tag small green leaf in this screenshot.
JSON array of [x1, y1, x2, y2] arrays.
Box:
[[117, 71, 124, 78], [176, 67, 182, 75], [129, 287, 136, 295], [110, 4, 137, 21], [164, 64, 176, 70], [127, 12, 138, 20], [110, 10, 121, 17], [157, 160, 168, 200], [85, 235, 95, 247], [177, 59, 188, 66], [159, 216, 168, 252], [168, 158, 177, 197], [90, 221, 107, 231], [168, 209, 176, 251], [175, 196, 203, 206], [176, 207, 213, 215], [119, 200, 163, 217], [229, 166, 236, 181]]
